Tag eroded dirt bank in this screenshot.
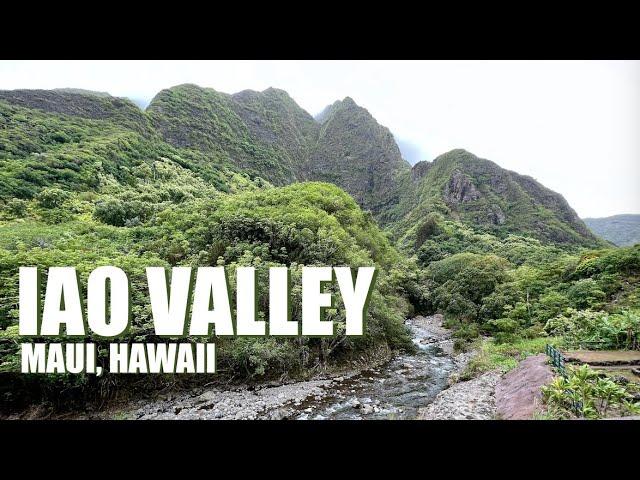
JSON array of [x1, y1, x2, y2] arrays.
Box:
[[418, 352, 556, 420], [495, 354, 553, 420]]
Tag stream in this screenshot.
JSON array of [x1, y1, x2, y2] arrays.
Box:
[[110, 316, 460, 420], [293, 317, 457, 419]]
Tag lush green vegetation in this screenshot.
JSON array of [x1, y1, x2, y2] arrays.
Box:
[[459, 336, 561, 380], [0, 178, 414, 409], [412, 212, 640, 419], [147, 84, 301, 186], [0, 93, 420, 411], [545, 309, 639, 350], [388, 149, 603, 248], [541, 364, 640, 419], [1, 87, 638, 417], [413, 210, 640, 348]]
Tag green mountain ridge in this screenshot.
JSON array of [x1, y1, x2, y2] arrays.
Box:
[[0, 85, 598, 248], [387, 149, 601, 249], [584, 214, 640, 246]]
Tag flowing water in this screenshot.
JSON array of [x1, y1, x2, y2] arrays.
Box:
[[100, 316, 457, 421], [294, 318, 457, 420]]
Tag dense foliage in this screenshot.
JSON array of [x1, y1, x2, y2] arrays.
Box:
[[0, 93, 420, 410], [0, 177, 414, 409], [545, 309, 639, 350], [541, 364, 640, 419], [412, 209, 640, 348], [387, 149, 603, 248], [1, 87, 638, 416]]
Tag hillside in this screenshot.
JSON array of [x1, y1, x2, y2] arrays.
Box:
[[584, 214, 640, 246], [387, 149, 602, 249], [0, 86, 599, 250], [0, 91, 256, 203], [142, 85, 598, 247], [0, 87, 417, 410], [146, 85, 410, 214], [0, 89, 151, 135]]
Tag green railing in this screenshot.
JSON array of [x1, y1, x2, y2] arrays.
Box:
[[545, 344, 583, 415], [545, 344, 567, 377]]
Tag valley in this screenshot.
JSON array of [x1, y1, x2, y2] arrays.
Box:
[[0, 85, 638, 419]]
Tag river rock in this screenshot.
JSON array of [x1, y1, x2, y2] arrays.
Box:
[[196, 390, 219, 404], [417, 371, 501, 420], [360, 405, 374, 415], [98, 315, 459, 421]]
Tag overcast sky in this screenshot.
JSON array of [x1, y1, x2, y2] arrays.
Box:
[[1, 60, 638, 218]]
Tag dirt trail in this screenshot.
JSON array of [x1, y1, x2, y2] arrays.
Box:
[[495, 354, 553, 420]]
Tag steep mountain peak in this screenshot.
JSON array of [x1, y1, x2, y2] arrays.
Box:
[[146, 83, 302, 185], [330, 96, 366, 113], [231, 86, 314, 119], [305, 96, 410, 215], [392, 148, 601, 247], [262, 86, 296, 99], [52, 88, 113, 98], [230, 85, 318, 174], [146, 84, 243, 142], [233, 86, 291, 101], [411, 160, 433, 180], [315, 96, 366, 124], [431, 148, 489, 167], [339, 96, 358, 106]]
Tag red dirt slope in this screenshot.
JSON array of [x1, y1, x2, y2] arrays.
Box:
[[495, 354, 554, 420]]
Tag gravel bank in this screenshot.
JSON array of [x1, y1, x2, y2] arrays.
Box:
[[117, 378, 345, 420], [417, 371, 501, 420]]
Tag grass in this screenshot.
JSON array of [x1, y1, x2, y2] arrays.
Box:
[[459, 336, 561, 380]]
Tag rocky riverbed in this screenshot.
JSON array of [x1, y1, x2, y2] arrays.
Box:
[[102, 315, 486, 420], [7, 316, 563, 421], [417, 371, 501, 420]]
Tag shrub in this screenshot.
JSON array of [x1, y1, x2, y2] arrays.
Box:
[[545, 309, 640, 350], [427, 253, 509, 322], [94, 198, 153, 227], [566, 278, 606, 309], [452, 322, 480, 342], [36, 188, 71, 209], [487, 318, 520, 343], [542, 364, 640, 419], [5, 198, 28, 218], [415, 214, 442, 248]]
